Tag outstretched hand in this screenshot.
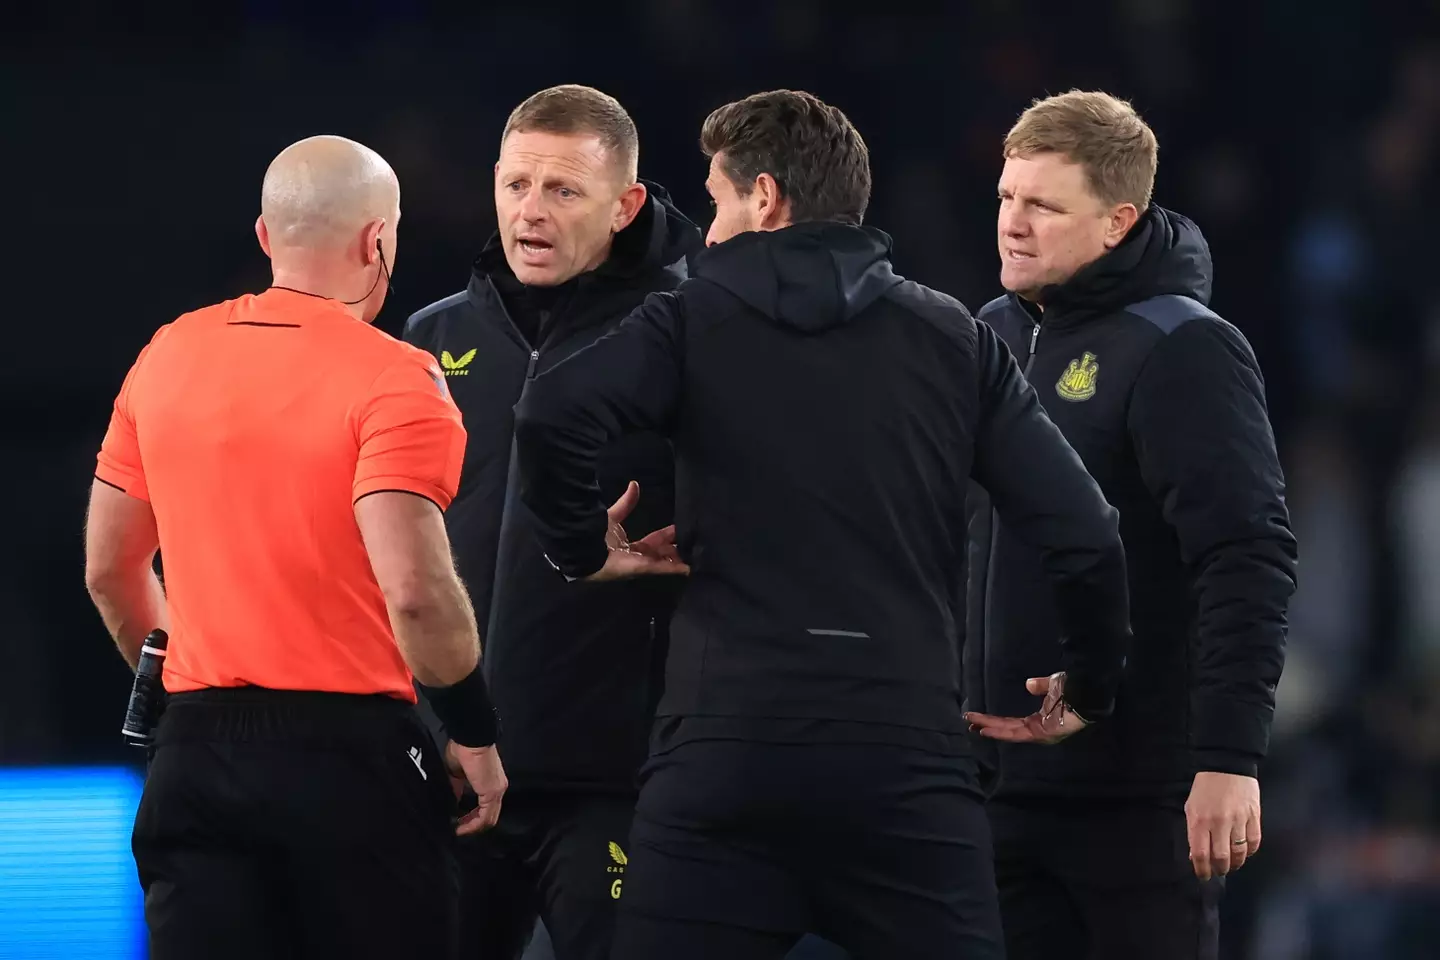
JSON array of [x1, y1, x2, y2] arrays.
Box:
[[964, 672, 1090, 745], [584, 481, 691, 582]]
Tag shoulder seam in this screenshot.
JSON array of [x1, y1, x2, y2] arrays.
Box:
[[405, 290, 469, 333], [976, 294, 1010, 320], [1124, 293, 1221, 337]]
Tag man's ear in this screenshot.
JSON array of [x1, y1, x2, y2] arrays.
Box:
[[613, 181, 648, 233], [361, 218, 386, 264], [755, 173, 791, 231], [255, 215, 272, 258], [1104, 203, 1140, 249]]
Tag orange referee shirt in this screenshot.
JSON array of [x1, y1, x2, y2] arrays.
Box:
[[95, 288, 467, 701]]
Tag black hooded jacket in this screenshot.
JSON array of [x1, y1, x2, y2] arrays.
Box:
[[513, 222, 1132, 750], [403, 182, 702, 794], [966, 205, 1299, 801]]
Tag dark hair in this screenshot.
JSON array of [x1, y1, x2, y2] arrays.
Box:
[[502, 84, 639, 182], [700, 90, 870, 225]]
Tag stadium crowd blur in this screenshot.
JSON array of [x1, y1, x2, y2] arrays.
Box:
[[4, 2, 1438, 956]]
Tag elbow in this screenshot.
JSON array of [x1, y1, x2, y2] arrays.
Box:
[[1092, 500, 1121, 544], [384, 581, 447, 626], [1077, 501, 1124, 566], [84, 563, 121, 602]]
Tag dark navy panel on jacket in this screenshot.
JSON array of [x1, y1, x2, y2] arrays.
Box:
[[966, 205, 1298, 801], [404, 182, 702, 794]]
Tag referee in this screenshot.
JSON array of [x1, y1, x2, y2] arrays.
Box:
[[513, 90, 1132, 959], [83, 135, 506, 959]]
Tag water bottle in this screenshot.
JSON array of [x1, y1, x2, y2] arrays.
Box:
[[121, 629, 169, 746]]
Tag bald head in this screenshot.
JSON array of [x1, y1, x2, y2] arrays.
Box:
[[260, 135, 398, 251]]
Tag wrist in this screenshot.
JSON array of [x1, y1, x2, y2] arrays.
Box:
[[543, 540, 608, 583], [1057, 669, 1113, 722], [1192, 748, 1258, 779], [418, 662, 499, 748]]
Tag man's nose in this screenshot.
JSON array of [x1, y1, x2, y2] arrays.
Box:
[[518, 188, 547, 223], [1000, 208, 1029, 237]]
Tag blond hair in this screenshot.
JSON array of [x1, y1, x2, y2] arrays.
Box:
[[1004, 90, 1158, 210]]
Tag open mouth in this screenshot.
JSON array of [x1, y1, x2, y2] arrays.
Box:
[[518, 238, 554, 256]]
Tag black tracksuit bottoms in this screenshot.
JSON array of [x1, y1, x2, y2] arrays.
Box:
[[610, 731, 1005, 960], [131, 688, 460, 960], [988, 797, 1224, 960], [454, 790, 637, 960]]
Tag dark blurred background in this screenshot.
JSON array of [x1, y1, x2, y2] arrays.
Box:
[[3, 1, 1439, 957]]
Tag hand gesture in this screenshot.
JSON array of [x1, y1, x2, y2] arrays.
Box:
[[445, 740, 508, 837], [584, 481, 691, 582], [964, 672, 1090, 745]]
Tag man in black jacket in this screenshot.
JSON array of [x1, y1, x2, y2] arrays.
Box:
[[963, 90, 1299, 960], [403, 85, 701, 960], [513, 89, 1134, 960]]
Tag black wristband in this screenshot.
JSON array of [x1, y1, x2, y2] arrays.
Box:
[[417, 663, 499, 748]]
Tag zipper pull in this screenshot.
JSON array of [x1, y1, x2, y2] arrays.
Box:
[[1028, 323, 1040, 357], [526, 349, 540, 379]]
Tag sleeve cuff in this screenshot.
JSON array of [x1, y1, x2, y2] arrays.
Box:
[[353, 475, 454, 511], [542, 538, 609, 582], [1192, 694, 1272, 771], [94, 465, 149, 502], [1192, 749, 1259, 778], [1061, 669, 1116, 721]]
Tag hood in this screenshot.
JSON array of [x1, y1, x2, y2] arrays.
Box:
[[692, 222, 903, 333], [1038, 205, 1214, 321], [473, 178, 701, 284]]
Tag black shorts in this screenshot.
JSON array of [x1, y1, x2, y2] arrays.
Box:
[[131, 688, 460, 960], [988, 798, 1223, 960], [455, 791, 636, 960], [611, 733, 1004, 960]]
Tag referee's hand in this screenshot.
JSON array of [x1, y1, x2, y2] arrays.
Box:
[[446, 741, 508, 836]]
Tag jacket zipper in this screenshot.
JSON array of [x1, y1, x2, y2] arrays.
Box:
[[981, 317, 1041, 720], [526, 349, 540, 379]]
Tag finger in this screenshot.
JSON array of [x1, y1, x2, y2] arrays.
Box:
[[641, 557, 690, 576], [1025, 676, 1051, 696], [964, 712, 1020, 730], [977, 727, 1038, 743], [1229, 816, 1251, 872], [1187, 811, 1212, 880], [973, 718, 1041, 742], [634, 531, 682, 563], [607, 481, 640, 524], [1210, 822, 1233, 877], [637, 526, 681, 558], [455, 807, 488, 836], [966, 712, 1042, 737], [457, 797, 502, 836], [1246, 805, 1262, 858]]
